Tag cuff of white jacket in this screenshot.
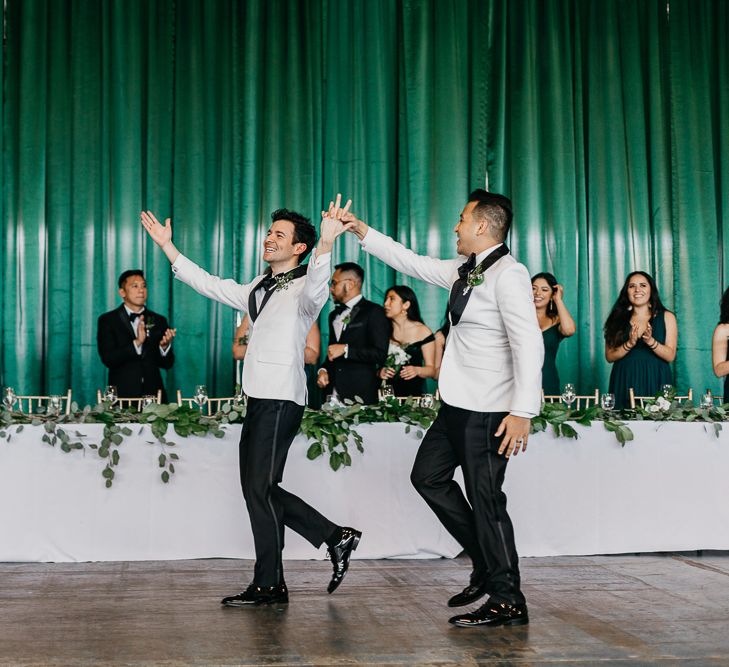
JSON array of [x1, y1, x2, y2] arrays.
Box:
[[171, 253, 191, 276], [310, 250, 331, 268], [510, 410, 536, 419]]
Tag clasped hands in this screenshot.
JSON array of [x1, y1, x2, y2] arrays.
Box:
[[134, 315, 176, 351], [379, 366, 419, 381], [627, 322, 656, 349]]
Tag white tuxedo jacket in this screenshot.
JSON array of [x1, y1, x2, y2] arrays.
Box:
[[171, 250, 331, 406], [360, 228, 544, 416]]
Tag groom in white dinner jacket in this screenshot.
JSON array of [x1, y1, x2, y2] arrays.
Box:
[[141, 196, 361, 606], [339, 189, 543, 628]]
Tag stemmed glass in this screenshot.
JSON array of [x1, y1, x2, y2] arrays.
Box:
[[380, 384, 394, 400], [701, 392, 714, 409], [2, 387, 17, 411], [194, 385, 208, 414], [103, 385, 118, 407], [661, 384, 674, 399], [142, 395, 157, 409], [561, 383, 576, 408], [48, 395, 62, 416], [600, 393, 615, 411]]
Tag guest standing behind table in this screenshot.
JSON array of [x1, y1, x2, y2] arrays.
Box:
[[316, 262, 390, 405], [97, 269, 176, 402], [604, 271, 677, 409], [711, 287, 729, 402], [378, 285, 436, 397], [531, 272, 576, 395]]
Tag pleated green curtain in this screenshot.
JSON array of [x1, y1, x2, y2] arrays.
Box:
[[1, 0, 728, 405]]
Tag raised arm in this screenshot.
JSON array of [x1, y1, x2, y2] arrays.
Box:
[[335, 206, 459, 289], [140, 210, 253, 312]]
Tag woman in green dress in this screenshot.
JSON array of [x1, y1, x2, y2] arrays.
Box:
[[711, 287, 729, 402], [604, 271, 677, 409], [532, 272, 576, 395]]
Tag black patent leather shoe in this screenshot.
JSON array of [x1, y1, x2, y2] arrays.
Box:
[[448, 582, 489, 607], [221, 582, 288, 607], [449, 601, 529, 627], [327, 527, 362, 594]]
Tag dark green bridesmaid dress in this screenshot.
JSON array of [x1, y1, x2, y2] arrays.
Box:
[[608, 310, 673, 409], [541, 325, 565, 395]]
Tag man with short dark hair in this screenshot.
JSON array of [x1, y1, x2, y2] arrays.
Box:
[[316, 262, 390, 405], [141, 196, 361, 607], [339, 189, 543, 628], [97, 270, 176, 402]]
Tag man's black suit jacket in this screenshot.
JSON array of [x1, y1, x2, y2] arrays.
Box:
[[97, 305, 174, 402], [322, 298, 390, 405]]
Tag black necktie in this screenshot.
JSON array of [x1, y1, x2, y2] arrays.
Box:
[[447, 244, 510, 326]]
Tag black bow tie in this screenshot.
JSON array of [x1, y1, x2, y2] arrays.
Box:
[[258, 275, 278, 292], [128, 311, 144, 322], [333, 303, 349, 316], [458, 253, 477, 280]]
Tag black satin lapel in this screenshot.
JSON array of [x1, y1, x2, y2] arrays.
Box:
[[448, 245, 509, 326], [117, 306, 135, 338], [347, 301, 363, 324], [248, 276, 268, 322]]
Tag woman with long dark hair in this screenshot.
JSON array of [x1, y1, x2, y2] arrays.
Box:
[[711, 288, 729, 401], [531, 272, 576, 394], [604, 271, 677, 408], [379, 285, 436, 397]]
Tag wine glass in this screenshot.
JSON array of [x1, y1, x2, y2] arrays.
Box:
[[48, 395, 62, 415], [420, 393, 435, 409], [561, 383, 576, 408], [194, 385, 208, 413], [103, 385, 118, 406], [2, 387, 17, 411], [142, 395, 157, 408], [701, 392, 714, 409], [600, 393, 615, 411], [661, 384, 674, 399]]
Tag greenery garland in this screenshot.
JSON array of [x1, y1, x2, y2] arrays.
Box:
[[1, 393, 726, 488]]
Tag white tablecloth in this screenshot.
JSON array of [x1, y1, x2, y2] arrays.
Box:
[[1, 421, 728, 562]]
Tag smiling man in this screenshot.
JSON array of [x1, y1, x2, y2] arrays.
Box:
[[140, 198, 362, 606], [97, 269, 176, 402], [337, 189, 543, 628]]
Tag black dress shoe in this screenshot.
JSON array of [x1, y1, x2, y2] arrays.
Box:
[[327, 527, 362, 594], [221, 582, 288, 607], [449, 601, 529, 627], [448, 582, 489, 607]]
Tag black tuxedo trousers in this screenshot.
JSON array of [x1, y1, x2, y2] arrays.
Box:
[[240, 397, 337, 586], [411, 402, 525, 606]]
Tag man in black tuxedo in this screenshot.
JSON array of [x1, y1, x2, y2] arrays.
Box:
[[316, 262, 390, 405], [97, 270, 176, 402]]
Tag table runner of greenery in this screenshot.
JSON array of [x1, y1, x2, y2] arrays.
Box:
[[1, 395, 726, 489]]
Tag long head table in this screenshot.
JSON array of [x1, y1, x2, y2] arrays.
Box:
[[1, 421, 728, 562]]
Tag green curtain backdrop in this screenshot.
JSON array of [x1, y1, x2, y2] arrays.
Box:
[[1, 0, 728, 405]]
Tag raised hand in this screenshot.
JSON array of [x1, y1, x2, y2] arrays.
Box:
[[140, 211, 180, 263], [553, 284, 564, 302], [323, 196, 368, 239], [317, 194, 356, 254]]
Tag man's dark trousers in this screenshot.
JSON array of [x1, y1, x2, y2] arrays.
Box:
[[240, 397, 337, 587], [410, 402, 525, 605]]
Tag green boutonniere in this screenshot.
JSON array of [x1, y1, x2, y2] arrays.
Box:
[[341, 313, 352, 326], [274, 270, 295, 291], [463, 267, 486, 295]]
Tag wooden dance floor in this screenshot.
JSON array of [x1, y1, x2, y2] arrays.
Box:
[[1, 553, 729, 665]]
